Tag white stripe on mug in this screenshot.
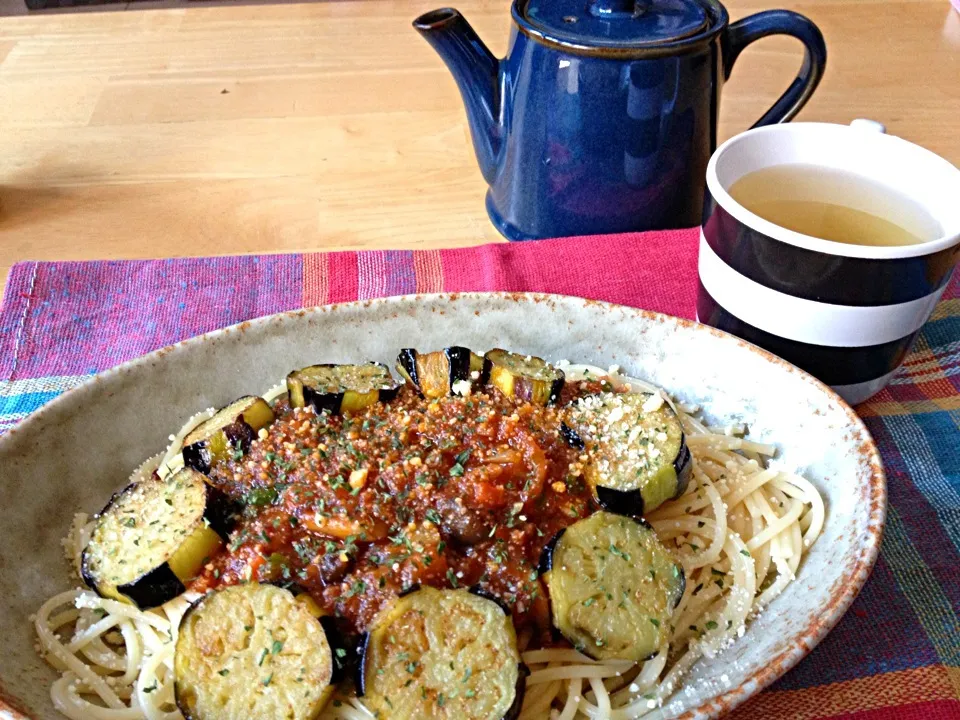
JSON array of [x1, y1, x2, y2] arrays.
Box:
[[698, 233, 949, 348]]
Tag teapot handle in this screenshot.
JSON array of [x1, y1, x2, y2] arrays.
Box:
[[723, 10, 827, 127]]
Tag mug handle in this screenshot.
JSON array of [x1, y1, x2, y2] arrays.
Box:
[[723, 10, 827, 128]]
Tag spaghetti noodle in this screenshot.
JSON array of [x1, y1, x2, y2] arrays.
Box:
[[34, 365, 823, 720]]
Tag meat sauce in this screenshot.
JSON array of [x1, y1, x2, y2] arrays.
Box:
[[193, 382, 607, 638]]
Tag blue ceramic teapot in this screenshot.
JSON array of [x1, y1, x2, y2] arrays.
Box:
[[414, 0, 826, 240]]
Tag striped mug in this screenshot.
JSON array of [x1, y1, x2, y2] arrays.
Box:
[[697, 121, 960, 405]]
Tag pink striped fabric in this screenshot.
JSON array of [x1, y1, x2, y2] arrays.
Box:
[[1, 229, 959, 720]]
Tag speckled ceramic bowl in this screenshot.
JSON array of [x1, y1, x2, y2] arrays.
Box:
[[0, 293, 885, 720]]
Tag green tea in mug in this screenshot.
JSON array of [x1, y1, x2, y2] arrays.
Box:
[[728, 164, 942, 247]]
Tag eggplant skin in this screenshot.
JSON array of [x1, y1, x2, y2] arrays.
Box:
[[319, 616, 350, 684], [674, 435, 693, 498], [484, 349, 565, 406], [354, 631, 371, 697], [360, 587, 523, 719], [537, 528, 565, 576], [595, 485, 645, 518], [181, 444, 211, 476], [396, 349, 420, 392], [472, 352, 491, 385], [559, 423, 585, 450], [395, 347, 481, 398], [174, 584, 336, 720], [182, 396, 275, 475], [79, 483, 136, 594], [288, 363, 400, 415], [443, 346, 473, 385], [287, 588, 352, 679], [542, 511, 684, 662], [467, 585, 512, 616], [203, 485, 242, 539], [502, 664, 530, 720], [117, 564, 185, 609], [183, 420, 255, 475], [567, 392, 689, 516], [673, 561, 687, 608], [81, 468, 225, 610], [398, 583, 422, 598]]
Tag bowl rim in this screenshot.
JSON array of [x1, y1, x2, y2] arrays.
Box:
[[0, 291, 887, 720]]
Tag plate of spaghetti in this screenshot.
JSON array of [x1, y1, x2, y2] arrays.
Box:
[[0, 293, 885, 720]]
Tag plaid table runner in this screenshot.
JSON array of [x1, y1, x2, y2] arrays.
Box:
[[1, 230, 958, 719]]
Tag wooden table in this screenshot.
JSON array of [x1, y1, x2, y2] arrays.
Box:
[[0, 0, 958, 288]]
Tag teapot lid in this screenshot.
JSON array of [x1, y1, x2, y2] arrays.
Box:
[[519, 0, 715, 49]]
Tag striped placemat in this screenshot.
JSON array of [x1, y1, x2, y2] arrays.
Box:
[[1, 231, 958, 719]]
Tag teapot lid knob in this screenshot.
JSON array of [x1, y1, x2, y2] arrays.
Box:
[[521, 0, 712, 49]]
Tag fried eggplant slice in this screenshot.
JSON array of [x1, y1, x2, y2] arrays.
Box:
[[484, 349, 564, 405], [287, 363, 400, 415], [81, 468, 230, 609], [182, 396, 274, 475], [540, 511, 685, 662], [396, 347, 486, 398], [565, 392, 691, 516], [358, 586, 525, 720], [174, 583, 339, 720]]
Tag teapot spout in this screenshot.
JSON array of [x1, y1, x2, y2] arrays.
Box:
[[414, 8, 502, 183]]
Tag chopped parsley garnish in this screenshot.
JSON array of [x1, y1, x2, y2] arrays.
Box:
[[609, 544, 630, 561], [244, 486, 279, 507], [346, 579, 367, 597]]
